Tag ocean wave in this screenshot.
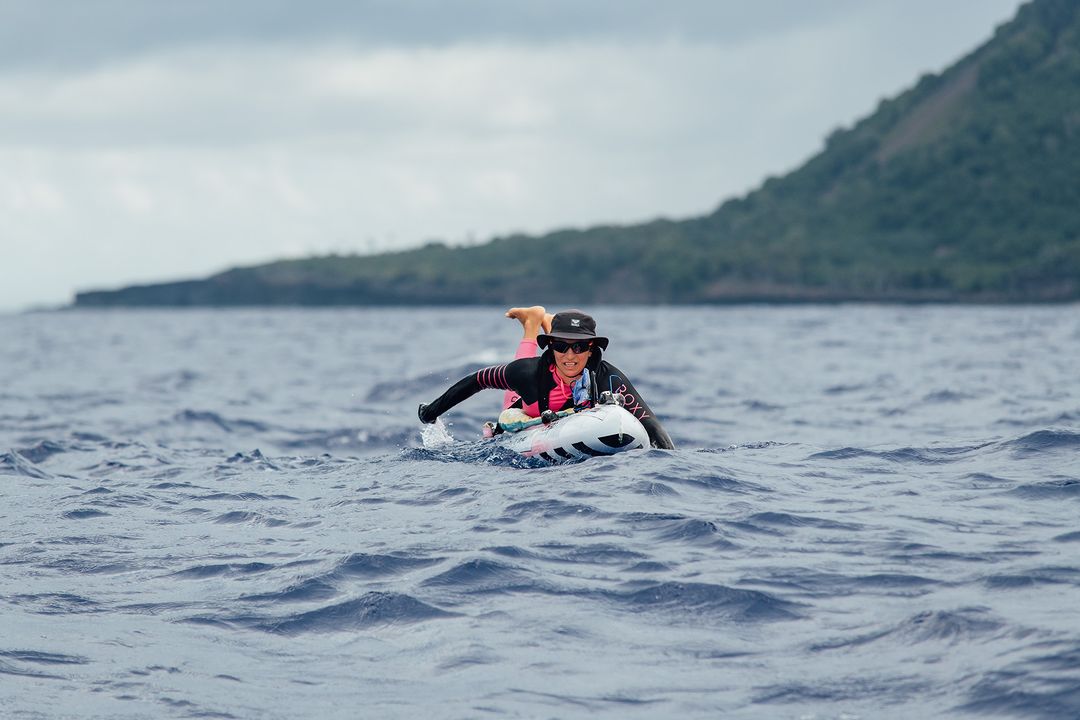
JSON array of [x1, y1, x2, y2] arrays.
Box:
[[527, 543, 648, 566], [9, 593, 104, 615], [981, 567, 1080, 590], [170, 562, 278, 580], [399, 444, 547, 469], [13, 439, 82, 463], [808, 443, 990, 464], [240, 578, 341, 603], [421, 558, 533, 595], [602, 582, 804, 622], [1000, 428, 1080, 456], [958, 640, 1080, 718], [0, 451, 51, 478], [185, 593, 459, 635], [171, 409, 271, 433], [0, 649, 89, 680], [1006, 478, 1080, 499], [747, 511, 864, 531], [740, 570, 940, 598], [613, 511, 737, 548], [753, 674, 931, 706], [277, 427, 419, 452], [811, 607, 1007, 651], [501, 499, 608, 522], [329, 552, 444, 579], [60, 508, 111, 520]]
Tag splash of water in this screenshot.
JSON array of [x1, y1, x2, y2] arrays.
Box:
[[420, 418, 456, 450]]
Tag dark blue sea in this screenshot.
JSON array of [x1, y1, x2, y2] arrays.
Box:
[[2, 305, 1079, 719]]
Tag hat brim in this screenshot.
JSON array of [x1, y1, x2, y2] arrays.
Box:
[[538, 333, 609, 351]]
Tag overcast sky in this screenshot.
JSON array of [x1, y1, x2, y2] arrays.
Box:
[[1, 0, 1025, 311]]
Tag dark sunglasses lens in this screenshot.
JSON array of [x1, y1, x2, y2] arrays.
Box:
[[552, 340, 592, 353]]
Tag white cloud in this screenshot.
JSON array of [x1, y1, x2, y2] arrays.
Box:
[[110, 180, 156, 214], [1, 178, 65, 212]]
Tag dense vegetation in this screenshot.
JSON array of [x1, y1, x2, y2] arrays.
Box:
[[76, 0, 1080, 307]]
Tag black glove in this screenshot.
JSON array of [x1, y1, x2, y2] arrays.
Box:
[[418, 403, 437, 424]]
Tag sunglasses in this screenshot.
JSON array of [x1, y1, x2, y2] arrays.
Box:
[[549, 339, 594, 353]]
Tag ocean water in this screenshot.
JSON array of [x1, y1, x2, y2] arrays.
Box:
[[2, 305, 1079, 719]]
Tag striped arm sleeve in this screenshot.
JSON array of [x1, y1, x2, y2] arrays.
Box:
[[475, 364, 511, 390]]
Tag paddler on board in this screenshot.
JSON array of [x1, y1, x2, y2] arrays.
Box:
[[418, 307, 675, 449]]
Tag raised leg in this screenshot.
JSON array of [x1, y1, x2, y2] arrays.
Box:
[[502, 306, 547, 408]]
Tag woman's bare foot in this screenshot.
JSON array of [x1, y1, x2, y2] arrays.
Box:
[[506, 306, 547, 340]]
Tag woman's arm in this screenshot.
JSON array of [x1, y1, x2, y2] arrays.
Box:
[[418, 363, 518, 423], [598, 362, 676, 449]]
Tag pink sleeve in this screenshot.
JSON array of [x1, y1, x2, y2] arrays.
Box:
[[512, 339, 539, 360], [503, 339, 538, 409]]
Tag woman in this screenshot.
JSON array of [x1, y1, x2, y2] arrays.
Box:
[[418, 307, 675, 449]]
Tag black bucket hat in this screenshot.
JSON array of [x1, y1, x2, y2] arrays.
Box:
[[537, 310, 609, 351]]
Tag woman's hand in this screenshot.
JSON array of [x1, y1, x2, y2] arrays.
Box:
[[418, 403, 437, 424]]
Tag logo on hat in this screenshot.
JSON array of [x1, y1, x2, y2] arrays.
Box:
[[571, 319, 581, 327]]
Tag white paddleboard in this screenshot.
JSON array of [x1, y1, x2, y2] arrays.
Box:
[[494, 405, 649, 461]]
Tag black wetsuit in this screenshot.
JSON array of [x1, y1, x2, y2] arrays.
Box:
[[418, 348, 675, 450]]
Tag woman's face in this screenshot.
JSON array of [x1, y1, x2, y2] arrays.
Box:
[[551, 340, 592, 382]]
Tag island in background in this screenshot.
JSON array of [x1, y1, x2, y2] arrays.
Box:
[[75, 0, 1080, 307]]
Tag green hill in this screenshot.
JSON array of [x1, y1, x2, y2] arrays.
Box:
[[75, 0, 1080, 307]]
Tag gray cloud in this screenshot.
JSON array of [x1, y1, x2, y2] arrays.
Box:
[[2, 0, 868, 69]]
